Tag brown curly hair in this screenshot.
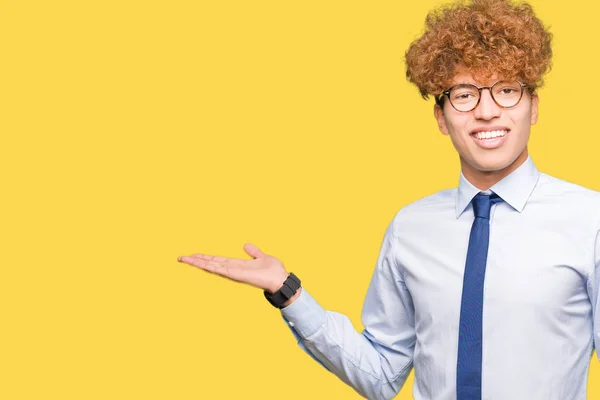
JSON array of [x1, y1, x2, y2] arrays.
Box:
[[405, 0, 552, 100]]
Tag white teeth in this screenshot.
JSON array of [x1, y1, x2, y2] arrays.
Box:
[[474, 130, 507, 140]]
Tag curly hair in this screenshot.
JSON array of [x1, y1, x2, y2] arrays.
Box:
[[405, 0, 552, 99]]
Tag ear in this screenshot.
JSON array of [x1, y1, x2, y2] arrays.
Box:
[[434, 104, 449, 135], [530, 93, 539, 125]]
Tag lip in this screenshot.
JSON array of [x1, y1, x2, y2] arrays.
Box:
[[470, 128, 510, 150]]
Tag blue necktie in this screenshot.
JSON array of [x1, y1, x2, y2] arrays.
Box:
[[457, 192, 503, 399]]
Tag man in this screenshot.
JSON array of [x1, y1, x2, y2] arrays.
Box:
[[178, 0, 600, 398]]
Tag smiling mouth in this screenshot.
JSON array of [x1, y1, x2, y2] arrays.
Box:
[[471, 129, 509, 140]]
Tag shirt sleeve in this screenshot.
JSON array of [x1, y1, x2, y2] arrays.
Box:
[[591, 220, 600, 360], [280, 223, 416, 400]]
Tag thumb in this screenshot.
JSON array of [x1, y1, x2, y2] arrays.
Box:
[[243, 243, 265, 259]]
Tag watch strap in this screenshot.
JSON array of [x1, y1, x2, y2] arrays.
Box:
[[264, 273, 301, 308]]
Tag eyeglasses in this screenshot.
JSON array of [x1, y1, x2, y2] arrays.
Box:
[[437, 81, 527, 112]]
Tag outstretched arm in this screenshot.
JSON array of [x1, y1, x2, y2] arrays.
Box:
[[279, 227, 415, 400], [178, 225, 415, 400]]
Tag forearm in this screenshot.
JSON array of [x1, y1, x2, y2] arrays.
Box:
[[282, 290, 412, 400]]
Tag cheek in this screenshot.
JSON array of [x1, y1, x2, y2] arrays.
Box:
[[444, 113, 468, 134], [445, 119, 470, 143], [512, 111, 534, 136], [510, 99, 535, 128], [446, 126, 473, 155]]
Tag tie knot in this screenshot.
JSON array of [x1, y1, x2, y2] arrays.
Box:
[[472, 192, 502, 219]]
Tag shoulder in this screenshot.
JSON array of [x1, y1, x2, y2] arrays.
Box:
[[536, 172, 600, 223], [387, 188, 456, 236], [537, 172, 600, 203]]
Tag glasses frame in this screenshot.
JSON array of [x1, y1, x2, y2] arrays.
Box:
[[437, 81, 528, 112]]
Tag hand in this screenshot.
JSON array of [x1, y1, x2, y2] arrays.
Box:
[[178, 243, 290, 294]]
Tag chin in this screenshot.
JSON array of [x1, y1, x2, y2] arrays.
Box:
[[468, 152, 523, 173], [474, 162, 513, 172]]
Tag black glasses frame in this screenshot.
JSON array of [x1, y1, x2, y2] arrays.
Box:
[[437, 81, 527, 112]]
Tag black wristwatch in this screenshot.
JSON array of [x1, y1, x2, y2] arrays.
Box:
[[264, 273, 301, 308]]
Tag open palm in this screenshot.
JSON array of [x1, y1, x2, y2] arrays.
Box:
[[178, 243, 289, 294]]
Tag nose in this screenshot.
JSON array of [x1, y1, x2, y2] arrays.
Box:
[[473, 89, 502, 120]]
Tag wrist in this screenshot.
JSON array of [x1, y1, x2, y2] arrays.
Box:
[[281, 287, 302, 308], [264, 272, 301, 309], [266, 273, 291, 294]]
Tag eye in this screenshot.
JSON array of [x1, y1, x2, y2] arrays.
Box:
[[448, 84, 479, 102], [494, 82, 521, 96], [453, 92, 476, 100]]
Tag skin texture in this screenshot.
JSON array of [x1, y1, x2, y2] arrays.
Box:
[[177, 244, 301, 307], [434, 71, 539, 190]]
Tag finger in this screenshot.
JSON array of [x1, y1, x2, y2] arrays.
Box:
[[178, 256, 247, 282], [186, 254, 247, 269], [178, 256, 208, 268], [243, 243, 264, 259], [178, 256, 225, 273], [186, 254, 221, 261]]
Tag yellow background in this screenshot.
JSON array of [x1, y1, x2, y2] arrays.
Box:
[[2, 0, 599, 398]]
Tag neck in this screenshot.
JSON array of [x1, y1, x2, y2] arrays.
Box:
[[461, 149, 528, 191]]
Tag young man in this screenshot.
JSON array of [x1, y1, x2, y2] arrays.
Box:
[[179, 0, 600, 398]]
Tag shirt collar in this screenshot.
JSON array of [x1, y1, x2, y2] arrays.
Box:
[[455, 155, 540, 218]]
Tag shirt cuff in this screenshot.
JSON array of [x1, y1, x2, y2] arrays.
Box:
[[280, 288, 327, 339]]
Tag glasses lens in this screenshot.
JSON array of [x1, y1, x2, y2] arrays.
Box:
[[492, 81, 523, 108], [447, 81, 524, 111], [448, 84, 479, 112]]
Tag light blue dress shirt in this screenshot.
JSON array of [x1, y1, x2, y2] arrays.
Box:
[[281, 156, 600, 400]]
